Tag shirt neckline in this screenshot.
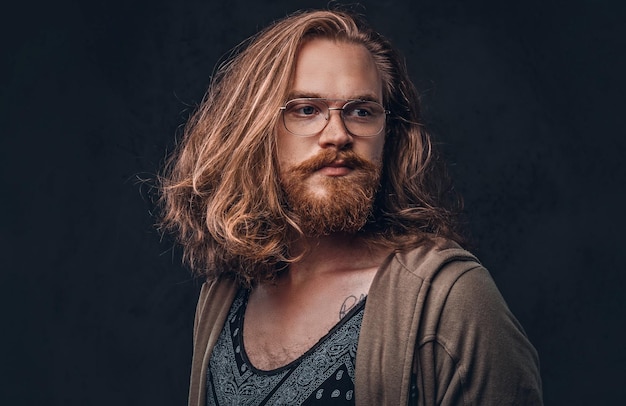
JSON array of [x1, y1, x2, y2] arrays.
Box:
[[237, 288, 367, 375]]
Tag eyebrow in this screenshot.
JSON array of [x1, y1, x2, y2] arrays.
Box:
[[287, 91, 381, 103]]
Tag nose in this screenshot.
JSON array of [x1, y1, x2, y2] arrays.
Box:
[[318, 109, 353, 149]]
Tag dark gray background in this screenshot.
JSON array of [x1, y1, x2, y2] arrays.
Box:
[[2, 0, 624, 404]]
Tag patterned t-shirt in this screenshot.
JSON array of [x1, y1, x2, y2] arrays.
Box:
[[206, 289, 365, 405]]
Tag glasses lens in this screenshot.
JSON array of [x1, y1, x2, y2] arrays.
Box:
[[342, 101, 386, 137], [282, 99, 328, 136], [282, 99, 386, 136]]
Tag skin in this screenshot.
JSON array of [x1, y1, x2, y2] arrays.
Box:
[[276, 38, 387, 197], [243, 39, 393, 371]]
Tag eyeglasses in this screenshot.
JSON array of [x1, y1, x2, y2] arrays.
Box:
[[279, 98, 389, 137]]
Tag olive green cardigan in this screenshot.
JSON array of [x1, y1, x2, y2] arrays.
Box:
[[188, 238, 543, 405]]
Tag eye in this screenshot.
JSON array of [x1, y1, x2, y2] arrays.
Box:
[[298, 105, 317, 115], [286, 102, 321, 117], [344, 102, 379, 119], [352, 108, 372, 117]]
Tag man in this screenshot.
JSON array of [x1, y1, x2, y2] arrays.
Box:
[[159, 9, 542, 405]]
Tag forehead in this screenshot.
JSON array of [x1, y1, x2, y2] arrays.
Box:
[[289, 38, 383, 102]]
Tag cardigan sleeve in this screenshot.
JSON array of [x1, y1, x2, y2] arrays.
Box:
[[415, 266, 543, 405]]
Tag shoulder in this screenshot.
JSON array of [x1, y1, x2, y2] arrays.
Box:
[[384, 235, 482, 286], [374, 237, 505, 342], [386, 237, 525, 347], [400, 241, 544, 405], [367, 236, 484, 318], [359, 237, 543, 404], [194, 277, 239, 335], [189, 277, 241, 405]]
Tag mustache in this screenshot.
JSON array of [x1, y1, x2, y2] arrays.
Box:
[[291, 149, 379, 175]]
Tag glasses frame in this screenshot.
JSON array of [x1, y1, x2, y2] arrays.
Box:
[[279, 98, 390, 137]]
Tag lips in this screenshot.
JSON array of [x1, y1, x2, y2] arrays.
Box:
[[318, 168, 351, 177], [323, 160, 353, 169], [314, 155, 361, 171], [313, 156, 361, 177]]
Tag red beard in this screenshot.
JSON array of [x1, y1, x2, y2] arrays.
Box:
[[280, 149, 382, 237]]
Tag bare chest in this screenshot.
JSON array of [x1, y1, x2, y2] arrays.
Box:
[[243, 293, 366, 371]]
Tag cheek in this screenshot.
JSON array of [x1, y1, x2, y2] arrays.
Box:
[[276, 133, 303, 173], [376, 138, 386, 160], [276, 141, 293, 168], [276, 131, 319, 168], [363, 138, 385, 164]]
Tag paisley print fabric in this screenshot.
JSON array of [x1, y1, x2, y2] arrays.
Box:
[[206, 290, 364, 405]]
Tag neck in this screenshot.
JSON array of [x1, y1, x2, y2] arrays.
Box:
[[280, 232, 390, 285]]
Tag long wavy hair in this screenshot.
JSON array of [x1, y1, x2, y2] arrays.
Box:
[[158, 9, 464, 284]]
